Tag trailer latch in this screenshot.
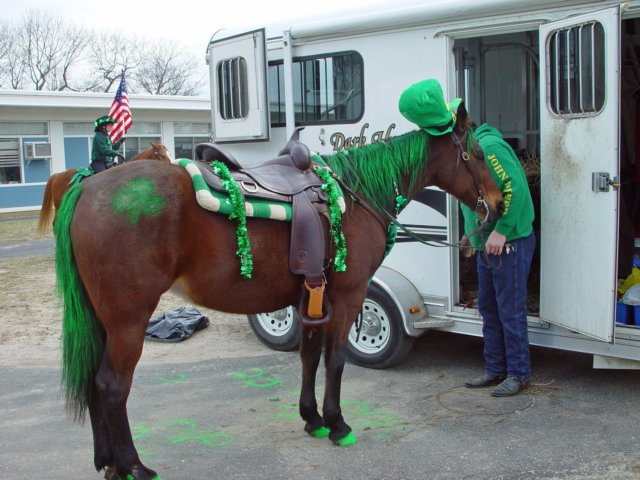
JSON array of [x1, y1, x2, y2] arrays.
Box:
[[592, 172, 620, 192]]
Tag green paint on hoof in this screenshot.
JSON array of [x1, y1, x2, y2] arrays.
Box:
[[335, 431, 358, 446], [310, 426, 330, 438]]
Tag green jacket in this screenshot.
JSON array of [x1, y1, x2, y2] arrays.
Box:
[[460, 124, 534, 250], [91, 131, 123, 163]]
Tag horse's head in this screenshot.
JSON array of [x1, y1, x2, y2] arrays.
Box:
[[149, 142, 173, 163], [429, 102, 504, 223]]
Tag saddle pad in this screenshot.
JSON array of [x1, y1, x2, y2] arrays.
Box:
[[176, 158, 293, 221], [176, 158, 346, 221]]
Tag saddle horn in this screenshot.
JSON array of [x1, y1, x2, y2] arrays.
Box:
[[279, 127, 311, 171]]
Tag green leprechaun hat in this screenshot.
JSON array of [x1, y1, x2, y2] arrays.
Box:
[[398, 78, 462, 136]]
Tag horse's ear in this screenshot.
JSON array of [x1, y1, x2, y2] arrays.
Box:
[[149, 141, 156, 148], [453, 101, 469, 135]]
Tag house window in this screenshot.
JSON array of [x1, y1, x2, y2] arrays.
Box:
[[113, 122, 161, 161], [269, 51, 364, 126], [0, 122, 49, 185], [548, 22, 605, 116], [217, 57, 249, 120], [174, 122, 211, 160], [0, 139, 21, 184]]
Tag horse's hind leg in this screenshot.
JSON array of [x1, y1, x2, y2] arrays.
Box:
[[95, 326, 159, 480], [88, 385, 113, 473], [299, 325, 328, 437]]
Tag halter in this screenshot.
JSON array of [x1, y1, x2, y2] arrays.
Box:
[[446, 130, 490, 225]]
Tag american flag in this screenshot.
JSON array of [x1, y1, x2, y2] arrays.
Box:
[[108, 73, 132, 143]]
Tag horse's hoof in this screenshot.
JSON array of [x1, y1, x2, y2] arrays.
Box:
[[126, 466, 161, 480], [104, 465, 160, 480], [308, 425, 330, 438], [104, 467, 120, 480], [332, 430, 358, 447]]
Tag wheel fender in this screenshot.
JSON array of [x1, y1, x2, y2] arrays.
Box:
[[370, 266, 427, 338]]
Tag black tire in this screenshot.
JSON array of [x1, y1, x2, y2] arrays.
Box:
[[247, 307, 300, 351], [346, 283, 415, 369]]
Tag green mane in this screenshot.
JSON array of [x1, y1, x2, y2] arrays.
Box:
[[321, 129, 428, 214]]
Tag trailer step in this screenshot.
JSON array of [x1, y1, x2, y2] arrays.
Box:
[[412, 318, 455, 329]]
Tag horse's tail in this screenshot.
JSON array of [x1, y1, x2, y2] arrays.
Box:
[[54, 184, 105, 421], [37, 176, 55, 236]]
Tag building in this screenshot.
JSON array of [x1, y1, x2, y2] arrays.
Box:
[[0, 89, 211, 213]]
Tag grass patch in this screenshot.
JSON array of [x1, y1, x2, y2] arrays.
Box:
[[0, 217, 50, 244]]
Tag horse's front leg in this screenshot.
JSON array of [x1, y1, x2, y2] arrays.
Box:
[[322, 305, 360, 446], [298, 325, 329, 438], [97, 330, 159, 480]]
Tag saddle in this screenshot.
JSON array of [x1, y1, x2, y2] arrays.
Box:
[[194, 127, 334, 326]]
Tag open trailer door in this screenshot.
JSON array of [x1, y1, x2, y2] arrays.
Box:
[[207, 29, 269, 142], [538, 7, 620, 341]]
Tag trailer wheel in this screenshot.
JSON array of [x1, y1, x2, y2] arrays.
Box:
[[346, 284, 415, 369], [248, 307, 300, 351]]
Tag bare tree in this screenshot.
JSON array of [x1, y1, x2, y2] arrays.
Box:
[[19, 9, 88, 91], [83, 31, 144, 92], [1, 10, 206, 96], [0, 25, 11, 88], [132, 41, 205, 96]]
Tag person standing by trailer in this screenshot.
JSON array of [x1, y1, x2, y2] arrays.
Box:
[[90, 115, 125, 173], [461, 123, 535, 397]]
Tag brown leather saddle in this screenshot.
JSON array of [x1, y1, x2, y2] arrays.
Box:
[[194, 127, 333, 326]]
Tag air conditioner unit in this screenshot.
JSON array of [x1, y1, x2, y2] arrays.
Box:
[[24, 142, 52, 159]]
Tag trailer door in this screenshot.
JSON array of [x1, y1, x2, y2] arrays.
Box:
[[207, 29, 269, 142], [539, 7, 619, 341]]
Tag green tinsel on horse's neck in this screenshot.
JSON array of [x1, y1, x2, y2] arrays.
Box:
[[321, 129, 429, 215]]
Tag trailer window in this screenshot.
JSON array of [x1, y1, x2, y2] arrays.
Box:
[[547, 22, 605, 116], [269, 51, 364, 126], [217, 57, 249, 120]]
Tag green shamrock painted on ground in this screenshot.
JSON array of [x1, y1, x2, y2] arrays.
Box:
[[112, 177, 165, 225]]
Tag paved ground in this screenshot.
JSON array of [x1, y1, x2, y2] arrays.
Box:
[[1, 331, 639, 480], [0, 237, 53, 258]]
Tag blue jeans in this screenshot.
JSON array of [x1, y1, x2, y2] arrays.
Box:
[[476, 232, 536, 381]]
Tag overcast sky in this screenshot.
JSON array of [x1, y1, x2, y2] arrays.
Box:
[[1, 0, 395, 59]]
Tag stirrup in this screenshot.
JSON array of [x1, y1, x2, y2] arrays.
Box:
[[298, 282, 332, 326]]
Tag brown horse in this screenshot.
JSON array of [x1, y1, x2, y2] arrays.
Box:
[[55, 103, 503, 479], [36, 141, 172, 235]]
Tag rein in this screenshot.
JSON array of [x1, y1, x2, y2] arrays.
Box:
[[329, 129, 491, 250]]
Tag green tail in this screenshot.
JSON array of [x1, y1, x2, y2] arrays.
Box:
[[54, 184, 105, 420]]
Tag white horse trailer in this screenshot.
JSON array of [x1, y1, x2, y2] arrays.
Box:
[[206, 0, 640, 369]]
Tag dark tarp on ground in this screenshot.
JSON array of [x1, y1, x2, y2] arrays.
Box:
[[145, 305, 209, 342]]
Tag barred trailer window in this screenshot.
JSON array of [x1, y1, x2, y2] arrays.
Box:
[[548, 21, 605, 116], [217, 57, 249, 120]]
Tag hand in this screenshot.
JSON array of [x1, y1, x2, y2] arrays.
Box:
[[484, 231, 506, 255], [460, 237, 475, 258], [120, 137, 126, 142]]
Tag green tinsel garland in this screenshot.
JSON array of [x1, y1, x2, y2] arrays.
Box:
[[211, 161, 253, 278], [315, 166, 347, 272]]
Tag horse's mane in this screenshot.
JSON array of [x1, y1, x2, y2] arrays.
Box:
[[322, 129, 428, 214]]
